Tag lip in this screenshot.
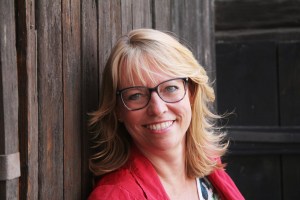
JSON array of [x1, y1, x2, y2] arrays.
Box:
[[144, 120, 175, 131]]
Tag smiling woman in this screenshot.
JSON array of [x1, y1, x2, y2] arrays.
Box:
[[88, 29, 244, 200]]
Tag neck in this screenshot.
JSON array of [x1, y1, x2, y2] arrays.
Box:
[[135, 143, 199, 200], [138, 142, 187, 183]]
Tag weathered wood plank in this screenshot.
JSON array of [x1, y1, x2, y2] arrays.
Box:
[[121, 0, 133, 34], [111, 0, 122, 45], [15, 0, 38, 199], [98, 0, 112, 79], [131, 0, 152, 29], [35, 0, 64, 199], [215, 0, 300, 31], [153, 0, 171, 31], [98, 0, 122, 85], [172, 0, 203, 61], [62, 0, 82, 199], [171, 0, 216, 80], [0, 0, 19, 199], [0, 0, 19, 160], [81, 0, 99, 198], [121, 0, 152, 33], [0, 180, 19, 200]]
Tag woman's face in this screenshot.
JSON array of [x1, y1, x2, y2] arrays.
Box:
[[117, 71, 192, 154]]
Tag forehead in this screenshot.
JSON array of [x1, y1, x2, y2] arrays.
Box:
[[118, 65, 174, 89], [117, 53, 178, 89]]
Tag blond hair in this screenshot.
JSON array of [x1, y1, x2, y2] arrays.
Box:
[[89, 29, 228, 178]]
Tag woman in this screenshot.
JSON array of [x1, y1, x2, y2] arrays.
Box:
[[88, 29, 244, 200]]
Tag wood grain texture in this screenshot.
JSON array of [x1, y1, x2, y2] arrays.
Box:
[[98, 0, 113, 82], [0, 180, 19, 200], [153, 0, 171, 31], [171, 0, 216, 81], [36, 0, 64, 199], [131, 0, 152, 29], [121, 0, 152, 32], [15, 0, 38, 199], [81, 0, 99, 198], [0, 0, 19, 156], [62, 0, 82, 199], [0, 0, 19, 199], [121, 0, 133, 34]]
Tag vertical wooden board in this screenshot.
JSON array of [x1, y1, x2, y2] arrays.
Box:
[[171, 0, 202, 62], [98, 0, 112, 81], [131, 0, 152, 29], [199, 0, 216, 81], [171, 0, 215, 80], [0, 180, 19, 200], [278, 42, 300, 126], [0, 0, 18, 155], [62, 0, 82, 199], [153, 0, 171, 31], [26, 18, 39, 200], [35, 0, 64, 199], [121, 0, 133, 34], [15, 0, 39, 199], [0, 0, 19, 199], [216, 42, 279, 126], [81, 0, 99, 198], [224, 155, 282, 200], [98, 0, 122, 84], [282, 155, 300, 199], [121, 0, 152, 33], [110, 0, 122, 45]]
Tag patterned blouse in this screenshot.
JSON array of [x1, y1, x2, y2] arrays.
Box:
[[197, 177, 221, 200]]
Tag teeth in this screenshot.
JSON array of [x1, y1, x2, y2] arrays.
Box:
[[147, 121, 173, 130]]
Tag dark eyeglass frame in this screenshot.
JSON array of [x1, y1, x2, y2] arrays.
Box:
[[116, 77, 189, 111]]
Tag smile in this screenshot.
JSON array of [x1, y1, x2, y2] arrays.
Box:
[[146, 121, 174, 131]]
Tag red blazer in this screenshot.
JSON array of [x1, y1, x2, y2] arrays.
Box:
[[88, 147, 244, 200]]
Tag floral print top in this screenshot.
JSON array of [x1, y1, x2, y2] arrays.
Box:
[[197, 177, 221, 200]]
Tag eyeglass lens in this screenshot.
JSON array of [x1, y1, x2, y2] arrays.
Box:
[[120, 78, 187, 111]]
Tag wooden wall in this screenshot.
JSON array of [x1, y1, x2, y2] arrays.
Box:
[[0, 0, 216, 199]]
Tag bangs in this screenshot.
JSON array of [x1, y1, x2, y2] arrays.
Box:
[[117, 47, 187, 87], [118, 49, 178, 85]]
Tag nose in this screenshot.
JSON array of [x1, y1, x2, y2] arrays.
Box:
[[146, 91, 168, 116]]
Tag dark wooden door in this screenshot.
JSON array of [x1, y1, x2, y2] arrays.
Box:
[[215, 0, 300, 199]]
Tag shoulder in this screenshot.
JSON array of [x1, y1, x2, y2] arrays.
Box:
[[88, 184, 143, 200], [88, 169, 146, 200]]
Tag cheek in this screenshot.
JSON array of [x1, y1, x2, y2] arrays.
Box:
[[181, 96, 193, 124], [120, 111, 141, 132]]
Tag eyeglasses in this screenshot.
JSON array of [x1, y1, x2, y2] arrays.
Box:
[[116, 77, 188, 111]]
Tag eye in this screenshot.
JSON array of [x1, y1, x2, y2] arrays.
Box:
[[165, 85, 179, 93], [122, 88, 148, 101], [127, 93, 143, 101]]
